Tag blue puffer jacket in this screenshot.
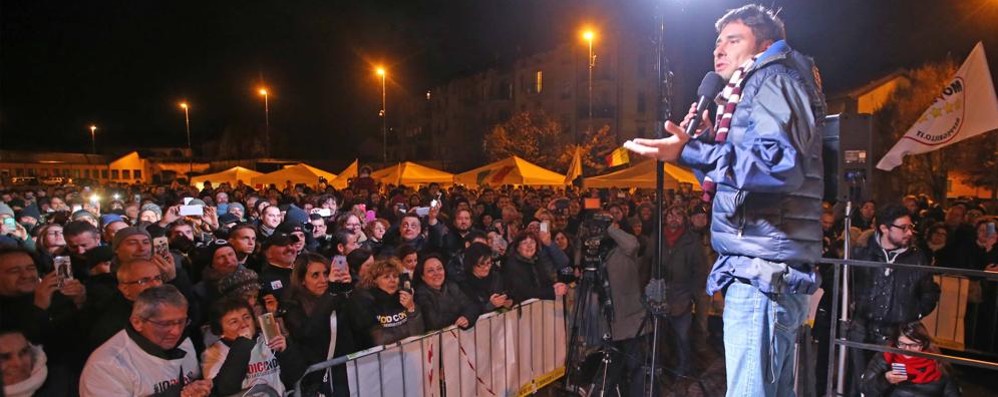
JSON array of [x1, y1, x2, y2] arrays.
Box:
[[680, 40, 825, 295]]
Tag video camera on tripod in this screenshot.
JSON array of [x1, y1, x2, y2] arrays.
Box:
[[578, 213, 616, 322]]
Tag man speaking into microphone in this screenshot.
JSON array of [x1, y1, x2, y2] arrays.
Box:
[[625, 4, 825, 396]]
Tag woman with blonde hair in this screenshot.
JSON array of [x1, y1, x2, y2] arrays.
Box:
[[350, 258, 424, 345]]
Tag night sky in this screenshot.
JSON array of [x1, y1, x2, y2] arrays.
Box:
[[2, 0, 996, 161]]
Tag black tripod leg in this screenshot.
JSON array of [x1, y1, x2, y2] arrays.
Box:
[[564, 275, 594, 392]]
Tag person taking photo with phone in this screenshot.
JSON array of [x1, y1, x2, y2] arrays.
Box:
[[201, 298, 305, 396], [859, 321, 960, 397], [282, 253, 356, 396], [349, 258, 424, 346]]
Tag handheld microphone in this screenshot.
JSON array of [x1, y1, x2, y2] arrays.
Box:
[[685, 72, 727, 137]]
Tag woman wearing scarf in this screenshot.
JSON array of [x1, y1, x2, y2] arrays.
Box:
[[859, 321, 960, 397], [282, 252, 356, 396]]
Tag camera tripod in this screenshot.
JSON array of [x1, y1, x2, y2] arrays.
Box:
[[561, 266, 621, 397]]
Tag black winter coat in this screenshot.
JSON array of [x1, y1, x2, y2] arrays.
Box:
[[414, 281, 479, 331], [460, 270, 507, 314], [859, 353, 960, 397], [852, 233, 940, 325], [282, 285, 359, 362], [349, 287, 424, 346], [501, 244, 569, 303]]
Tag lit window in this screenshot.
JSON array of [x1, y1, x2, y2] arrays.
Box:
[[134, 170, 142, 180], [111, 170, 119, 180], [122, 170, 131, 180], [535, 70, 543, 93]]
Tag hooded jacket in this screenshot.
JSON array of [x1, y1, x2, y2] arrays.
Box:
[[679, 40, 825, 296], [602, 226, 649, 340]]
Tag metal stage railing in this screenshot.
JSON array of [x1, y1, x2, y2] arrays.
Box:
[[823, 257, 998, 396]]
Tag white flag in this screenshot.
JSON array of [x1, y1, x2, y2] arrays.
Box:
[[877, 42, 998, 171]]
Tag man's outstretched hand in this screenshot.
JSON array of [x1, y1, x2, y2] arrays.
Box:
[[623, 120, 690, 163]]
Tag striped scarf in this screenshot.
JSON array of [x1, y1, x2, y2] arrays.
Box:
[[700, 54, 759, 203]]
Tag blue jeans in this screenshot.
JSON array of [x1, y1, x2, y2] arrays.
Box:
[[723, 282, 808, 397], [668, 311, 692, 376]]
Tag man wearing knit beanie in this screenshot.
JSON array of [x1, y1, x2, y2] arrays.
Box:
[[139, 203, 162, 222], [111, 227, 152, 262], [226, 202, 246, 221], [0, 203, 14, 219]]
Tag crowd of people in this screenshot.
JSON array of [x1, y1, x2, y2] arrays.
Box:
[[0, 170, 995, 396]]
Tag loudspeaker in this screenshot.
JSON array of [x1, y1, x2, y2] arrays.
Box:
[[823, 113, 875, 203]]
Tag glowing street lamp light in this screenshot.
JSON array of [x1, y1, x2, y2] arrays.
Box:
[[376, 67, 387, 163], [581, 29, 597, 143], [257, 87, 271, 157], [178, 102, 193, 175], [89, 125, 97, 154]]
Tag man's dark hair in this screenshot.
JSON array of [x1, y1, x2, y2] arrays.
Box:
[[875, 203, 910, 230], [229, 223, 257, 236], [346, 248, 373, 274], [464, 230, 487, 245], [715, 4, 786, 44], [332, 229, 355, 255], [167, 219, 194, 235], [0, 246, 37, 265], [63, 220, 99, 238]]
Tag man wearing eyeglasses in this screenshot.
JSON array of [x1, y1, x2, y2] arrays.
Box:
[[86, 258, 166, 350], [81, 285, 212, 397], [847, 203, 940, 394]]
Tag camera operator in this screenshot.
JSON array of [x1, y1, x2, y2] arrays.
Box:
[[576, 212, 650, 397]]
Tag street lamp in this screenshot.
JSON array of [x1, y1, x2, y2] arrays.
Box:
[[582, 29, 597, 143], [178, 102, 192, 175], [258, 88, 271, 157], [376, 67, 387, 163], [88, 125, 97, 154]]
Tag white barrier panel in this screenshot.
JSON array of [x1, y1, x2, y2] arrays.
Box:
[[921, 275, 969, 350], [346, 298, 566, 397]]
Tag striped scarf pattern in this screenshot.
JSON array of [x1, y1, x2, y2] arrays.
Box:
[[700, 55, 759, 203]]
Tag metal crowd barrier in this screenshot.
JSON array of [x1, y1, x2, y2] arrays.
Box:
[[823, 257, 998, 396], [293, 298, 567, 397]]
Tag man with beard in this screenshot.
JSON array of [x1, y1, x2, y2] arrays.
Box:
[[429, 208, 478, 262], [848, 203, 939, 393], [63, 221, 102, 280], [659, 206, 709, 376]]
